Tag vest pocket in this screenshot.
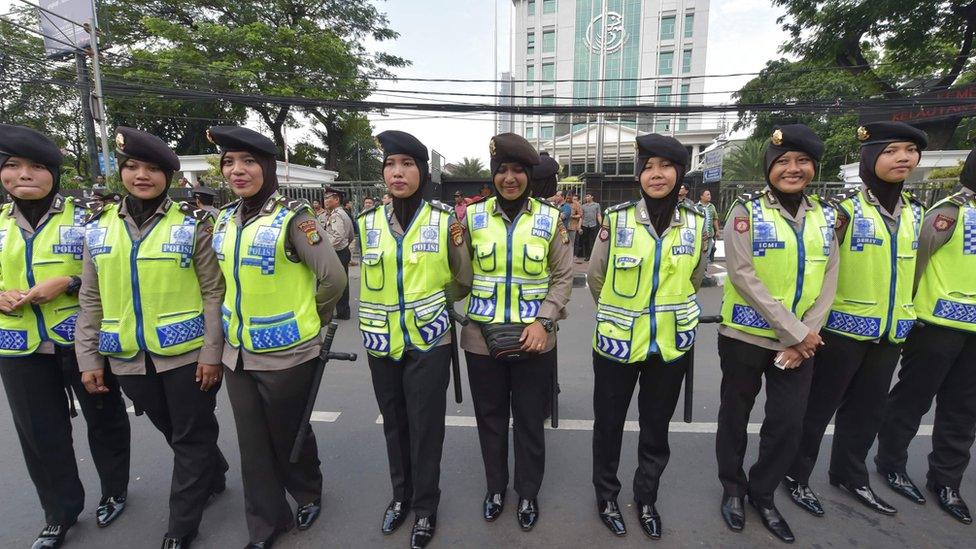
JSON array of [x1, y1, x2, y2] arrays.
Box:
[[610, 255, 643, 298], [361, 252, 385, 291], [595, 309, 634, 362], [518, 286, 548, 321], [476, 242, 497, 272], [522, 244, 546, 276], [673, 300, 701, 352], [98, 319, 122, 354], [155, 311, 205, 348], [248, 311, 302, 351], [413, 305, 450, 345], [359, 307, 391, 354], [467, 285, 497, 322]]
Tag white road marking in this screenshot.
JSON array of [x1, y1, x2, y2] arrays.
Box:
[[310, 411, 341, 422]]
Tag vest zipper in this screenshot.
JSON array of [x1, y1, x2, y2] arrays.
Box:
[[649, 234, 662, 355], [129, 239, 147, 350], [505, 209, 525, 324], [393, 205, 425, 348], [883, 215, 901, 339], [20, 217, 54, 341], [233, 225, 245, 346], [790, 222, 806, 314]]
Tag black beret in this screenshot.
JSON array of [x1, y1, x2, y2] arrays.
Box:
[[376, 130, 429, 162], [533, 152, 560, 181], [490, 133, 539, 167], [0, 124, 64, 167], [192, 186, 217, 197], [635, 133, 689, 167], [856, 122, 928, 150], [115, 126, 180, 171], [767, 124, 825, 162], [207, 126, 278, 157]]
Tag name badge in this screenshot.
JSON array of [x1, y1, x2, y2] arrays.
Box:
[[851, 217, 883, 250], [86, 227, 111, 256], [752, 221, 785, 255]]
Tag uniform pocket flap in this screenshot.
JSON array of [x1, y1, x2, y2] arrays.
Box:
[[524, 244, 546, 262], [361, 251, 383, 266], [613, 255, 642, 269], [477, 242, 496, 258]]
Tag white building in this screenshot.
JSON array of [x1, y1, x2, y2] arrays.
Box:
[[508, 0, 721, 175], [176, 155, 338, 187]]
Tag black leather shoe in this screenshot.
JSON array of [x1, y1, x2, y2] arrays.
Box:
[[516, 498, 538, 531], [881, 470, 925, 504], [928, 483, 973, 524], [597, 499, 627, 536], [782, 476, 824, 516], [243, 528, 281, 549], [410, 515, 436, 549], [160, 532, 196, 549], [830, 479, 897, 515], [721, 495, 745, 532], [747, 496, 795, 543], [635, 501, 661, 539], [483, 492, 504, 522], [31, 524, 70, 549], [381, 500, 410, 534], [296, 499, 321, 531], [96, 494, 127, 527]]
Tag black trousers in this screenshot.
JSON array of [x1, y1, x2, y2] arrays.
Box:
[[877, 324, 976, 489], [336, 247, 351, 317], [224, 358, 322, 542], [715, 335, 814, 505], [466, 349, 554, 499], [581, 226, 599, 260], [788, 331, 900, 486], [0, 350, 130, 526], [117, 359, 226, 538], [368, 346, 451, 517], [592, 351, 688, 504]]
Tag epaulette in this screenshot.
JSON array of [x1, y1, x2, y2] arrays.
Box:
[[679, 200, 705, 217], [534, 197, 557, 208], [357, 203, 381, 219], [734, 189, 766, 205], [83, 200, 116, 224], [68, 196, 100, 211], [467, 195, 488, 205], [278, 195, 310, 212], [429, 200, 453, 214], [178, 201, 212, 222], [828, 186, 860, 207], [947, 190, 972, 206], [606, 199, 638, 215], [903, 190, 926, 209], [219, 198, 241, 211]]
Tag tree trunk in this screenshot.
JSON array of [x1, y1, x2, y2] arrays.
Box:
[[915, 117, 963, 150]]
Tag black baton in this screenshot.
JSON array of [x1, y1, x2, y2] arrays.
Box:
[[448, 309, 468, 404], [290, 322, 357, 463], [685, 315, 723, 423]]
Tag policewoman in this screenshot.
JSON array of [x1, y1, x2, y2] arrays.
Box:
[[76, 127, 227, 549], [587, 134, 706, 540], [207, 126, 346, 548], [0, 125, 131, 549], [785, 122, 927, 519], [461, 133, 573, 531], [359, 130, 471, 549], [874, 148, 976, 524], [715, 125, 839, 543]]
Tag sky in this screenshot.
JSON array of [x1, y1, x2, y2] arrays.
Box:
[[1, 0, 789, 169]]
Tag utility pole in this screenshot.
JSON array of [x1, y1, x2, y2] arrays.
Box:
[[74, 52, 100, 182], [594, 0, 609, 174]]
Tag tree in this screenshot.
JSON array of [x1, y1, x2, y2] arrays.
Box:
[[770, 0, 976, 148], [453, 157, 490, 178], [723, 139, 768, 182]]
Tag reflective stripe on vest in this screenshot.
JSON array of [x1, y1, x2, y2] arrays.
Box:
[[826, 192, 921, 343], [915, 197, 976, 333], [0, 200, 85, 355], [214, 199, 320, 353], [465, 197, 556, 325], [357, 202, 452, 360], [593, 203, 703, 364], [721, 196, 833, 340], [88, 202, 205, 358]]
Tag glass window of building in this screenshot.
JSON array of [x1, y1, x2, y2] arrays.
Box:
[[684, 13, 694, 38], [526, 126, 535, 139], [658, 51, 674, 75], [655, 117, 670, 132], [542, 62, 555, 83], [660, 15, 675, 40], [528, 0, 535, 15], [527, 65, 536, 86], [542, 30, 556, 54], [541, 126, 554, 139], [682, 49, 693, 73], [656, 84, 672, 106], [679, 84, 690, 131], [527, 32, 535, 54], [542, 95, 555, 106], [543, 0, 556, 14]]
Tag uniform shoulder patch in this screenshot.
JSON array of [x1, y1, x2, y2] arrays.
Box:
[[558, 223, 569, 244], [606, 199, 638, 214], [679, 201, 705, 217], [429, 200, 453, 214], [296, 217, 322, 245], [357, 203, 381, 219], [933, 213, 956, 232], [178, 201, 211, 221], [449, 220, 465, 246]]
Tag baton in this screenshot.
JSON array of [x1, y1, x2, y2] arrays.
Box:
[[290, 322, 357, 463], [448, 309, 468, 404], [684, 314, 723, 423]]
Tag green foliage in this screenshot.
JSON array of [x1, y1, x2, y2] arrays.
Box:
[[928, 161, 964, 180], [722, 139, 768, 182], [453, 157, 491, 178]]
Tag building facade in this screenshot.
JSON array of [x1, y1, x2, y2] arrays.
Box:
[[507, 0, 719, 176]]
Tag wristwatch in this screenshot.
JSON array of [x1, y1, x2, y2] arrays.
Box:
[[65, 275, 82, 296], [536, 317, 555, 333]]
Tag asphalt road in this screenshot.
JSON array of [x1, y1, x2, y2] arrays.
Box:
[[0, 266, 971, 548]]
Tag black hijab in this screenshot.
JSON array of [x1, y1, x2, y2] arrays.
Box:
[[233, 152, 278, 223], [962, 147, 976, 193], [635, 133, 688, 236]]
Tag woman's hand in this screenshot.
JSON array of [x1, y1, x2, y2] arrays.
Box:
[[15, 276, 72, 307], [520, 321, 549, 353], [196, 363, 222, 391], [0, 290, 26, 313], [81, 369, 111, 394], [775, 347, 805, 370]]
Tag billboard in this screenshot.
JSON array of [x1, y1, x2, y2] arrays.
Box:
[[37, 0, 95, 57], [702, 147, 724, 184], [860, 82, 976, 125]]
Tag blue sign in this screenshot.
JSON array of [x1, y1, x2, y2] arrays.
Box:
[[704, 166, 722, 183], [97, 154, 118, 173]]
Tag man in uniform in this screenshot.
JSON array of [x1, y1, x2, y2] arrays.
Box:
[[192, 186, 220, 218], [716, 125, 839, 543], [322, 187, 355, 320], [874, 148, 976, 524]]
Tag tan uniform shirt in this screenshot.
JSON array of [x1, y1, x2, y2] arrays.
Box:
[[913, 187, 973, 291], [76, 198, 225, 375], [719, 192, 840, 351], [377, 204, 473, 349], [221, 196, 346, 371], [587, 200, 708, 302], [321, 206, 355, 251], [460, 199, 574, 355], [3, 195, 78, 356]]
